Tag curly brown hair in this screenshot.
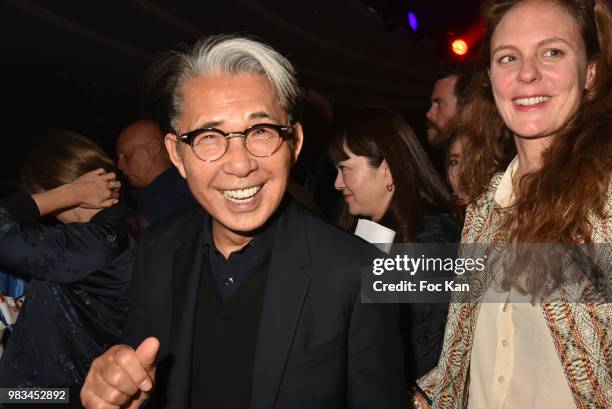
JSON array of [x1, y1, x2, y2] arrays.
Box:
[[459, 0, 611, 243]]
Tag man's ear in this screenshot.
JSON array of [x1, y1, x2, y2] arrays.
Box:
[[164, 133, 186, 178], [148, 140, 163, 158], [290, 123, 304, 164]]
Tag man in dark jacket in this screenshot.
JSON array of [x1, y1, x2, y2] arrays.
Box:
[[116, 119, 196, 225], [81, 35, 409, 409]]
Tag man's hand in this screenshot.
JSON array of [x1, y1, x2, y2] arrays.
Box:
[[69, 168, 121, 209], [81, 337, 159, 409]]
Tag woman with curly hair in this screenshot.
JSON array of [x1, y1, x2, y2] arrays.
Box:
[[417, 1, 612, 408]]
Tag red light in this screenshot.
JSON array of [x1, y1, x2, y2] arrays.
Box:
[[451, 39, 469, 56]]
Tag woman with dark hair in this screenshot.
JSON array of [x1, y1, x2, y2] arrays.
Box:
[[417, 1, 611, 408], [330, 106, 460, 243], [0, 131, 135, 392], [329, 105, 461, 384]]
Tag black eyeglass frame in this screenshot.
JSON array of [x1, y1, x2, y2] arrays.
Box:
[[176, 123, 294, 162]]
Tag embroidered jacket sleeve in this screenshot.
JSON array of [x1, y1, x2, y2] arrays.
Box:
[[0, 192, 129, 284]]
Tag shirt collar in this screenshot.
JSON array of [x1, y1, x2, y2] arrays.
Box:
[[495, 155, 519, 208], [200, 209, 278, 257]]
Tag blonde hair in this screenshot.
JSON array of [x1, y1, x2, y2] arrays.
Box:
[[22, 131, 116, 193]]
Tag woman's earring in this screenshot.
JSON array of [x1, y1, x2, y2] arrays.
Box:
[[386, 183, 394, 192]]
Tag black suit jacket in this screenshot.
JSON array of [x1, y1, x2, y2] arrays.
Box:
[[123, 199, 409, 408]]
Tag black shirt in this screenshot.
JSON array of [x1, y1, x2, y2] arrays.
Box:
[[191, 212, 276, 409], [203, 214, 275, 302]]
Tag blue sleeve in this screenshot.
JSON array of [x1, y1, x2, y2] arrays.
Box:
[[0, 192, 125, 284]]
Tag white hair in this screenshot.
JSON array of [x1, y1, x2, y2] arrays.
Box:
[[169, 35, 300, 132]]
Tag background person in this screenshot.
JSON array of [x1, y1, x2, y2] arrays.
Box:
[[424, 66, 474, 177], [445, 132, 469, 208], [418, 1, 612, 408], [0, 131, 135, 393], [329, 105, 461, 385], [425, 68, 459, 149], [330, 106, 461, 245], [116, 119, 195, 225]]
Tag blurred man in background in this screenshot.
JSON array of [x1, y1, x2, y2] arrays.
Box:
[[116, 119, 195, 224], [425, 69, 459, 148]]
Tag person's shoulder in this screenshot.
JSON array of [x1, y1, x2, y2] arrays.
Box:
[[291, 202, 382, 261], [605, 177, 612, 214], [418, 213, 462, 243], [589, 176, 612, 243], [284, 204, 381, 290], [462, 172, 505, 242], [140, 205, 205, 247], [479, 172, 504, 205], [165, 167, 190, 189], [465, 172, 504, 218]]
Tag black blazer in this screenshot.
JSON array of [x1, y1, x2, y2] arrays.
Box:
[[123, 199, 410, 409]]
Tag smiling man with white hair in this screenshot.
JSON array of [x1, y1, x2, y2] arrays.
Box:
[[81, 35, 409, 409]]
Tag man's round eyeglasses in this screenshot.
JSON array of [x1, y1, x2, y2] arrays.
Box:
[[176, 123, 294, 162]]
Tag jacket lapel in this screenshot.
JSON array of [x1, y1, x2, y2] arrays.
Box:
[[252, 202, 312, 409], [164, 211, 206, 408]]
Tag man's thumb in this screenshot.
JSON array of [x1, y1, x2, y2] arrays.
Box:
[[135, 337, 160, 369]]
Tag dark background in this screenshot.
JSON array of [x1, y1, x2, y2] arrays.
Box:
[[0, 0, 482, 185]]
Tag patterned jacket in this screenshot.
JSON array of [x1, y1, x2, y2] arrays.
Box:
[[418, 172, 611, 409]]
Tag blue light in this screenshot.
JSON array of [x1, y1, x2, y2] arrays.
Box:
[[407, 12, 418, 31]]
